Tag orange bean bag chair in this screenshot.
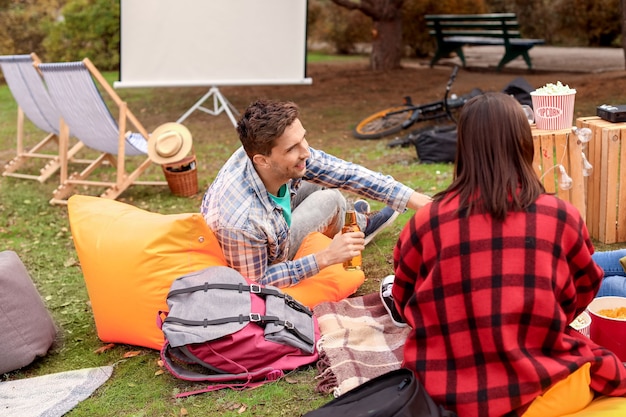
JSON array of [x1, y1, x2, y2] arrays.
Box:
[[68, 196, 364, 350], [522, 362, 626, 417], [68, 195, 227, 350]]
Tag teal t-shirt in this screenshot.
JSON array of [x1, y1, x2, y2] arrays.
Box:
[[269, 184, 292, 226]]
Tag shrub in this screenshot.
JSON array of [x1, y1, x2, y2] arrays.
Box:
[[552, 0, 621, 47], [43, 0, 119, 70], [309, 0, 373, 55], [0, 0, 56, 58]]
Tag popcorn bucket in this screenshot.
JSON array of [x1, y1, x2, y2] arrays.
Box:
[[587, 296, 626, 362], [530, 91, 576, 130], [569, 311, 591, 338]]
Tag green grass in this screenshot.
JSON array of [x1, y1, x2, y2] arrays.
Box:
[[2, 56, 625, 416], [306, 52, 368, 63], [0, 60, 436, 416]]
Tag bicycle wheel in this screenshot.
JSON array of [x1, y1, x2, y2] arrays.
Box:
[[352, 105, 413, 139]]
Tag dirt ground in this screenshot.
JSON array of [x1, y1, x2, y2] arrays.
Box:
[[205, 54, 626, 168], [295, 57, 626, 121]]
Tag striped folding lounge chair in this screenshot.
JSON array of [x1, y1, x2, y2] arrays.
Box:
[[37, 58, 167, 205], [0, 53, 84, 183]]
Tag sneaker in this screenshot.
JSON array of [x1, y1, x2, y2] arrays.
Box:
[[363, 206, 399, 245], [354, 199, 370, 214], [380, 275, 407, 327]]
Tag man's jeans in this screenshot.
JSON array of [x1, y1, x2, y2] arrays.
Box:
[[594, 249, 626, 297], [288, 182, 345, 260], [288, 182, 371, 260]]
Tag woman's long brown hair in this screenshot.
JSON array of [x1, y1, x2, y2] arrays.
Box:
[[434, 92, 545, 222]]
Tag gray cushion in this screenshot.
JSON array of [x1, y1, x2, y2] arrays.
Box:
[[0, 251, 57, 373]]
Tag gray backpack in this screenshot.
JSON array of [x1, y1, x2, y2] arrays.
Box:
[[159, 266, 319, 396]]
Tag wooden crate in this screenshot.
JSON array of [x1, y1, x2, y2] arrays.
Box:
[[576, 116, 626, 244], [531, 126, 586, 222]]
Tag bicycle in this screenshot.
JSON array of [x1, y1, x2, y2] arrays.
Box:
[[352, 66, 482, 140]]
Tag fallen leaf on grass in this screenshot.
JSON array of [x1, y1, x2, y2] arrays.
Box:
[[180, 408, 188, 416], [63, 257, 78, 267], [238, 404, 247, 414], [94, 343, 116, 354], [123, 350, 142, 358], [155, 370, 165, 376]]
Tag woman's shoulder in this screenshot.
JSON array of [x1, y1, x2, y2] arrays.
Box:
[[535, 193, 580, 212], [533, 193, 585, 224], [413, 195, 457, 223]]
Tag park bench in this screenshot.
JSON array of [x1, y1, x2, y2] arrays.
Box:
[[425, 13, 545, 71]]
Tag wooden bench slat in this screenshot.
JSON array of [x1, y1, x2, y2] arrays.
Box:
[[443, 36, 545, 46], [443, 37, 513, 46], [433, 31, 523, 39], [426, 13, 517, 21], [427, 21, 520, 29]]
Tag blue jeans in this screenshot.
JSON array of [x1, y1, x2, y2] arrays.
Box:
[[288, 182, 344, 260], [594, 249, 626, 297]]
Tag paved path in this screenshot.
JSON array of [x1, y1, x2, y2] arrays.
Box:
[[407, 45, 625, 73]]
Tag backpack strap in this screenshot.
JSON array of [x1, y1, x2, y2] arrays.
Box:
[[164, 313, 315, 347], [164, 312, 274, 327], [264, 318, 315, 346], [260, 286, 313, 316], [167, 282, 313, 317], [160, 340, 284, 397]]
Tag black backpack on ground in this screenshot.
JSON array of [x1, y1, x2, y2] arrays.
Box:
[[412, 124, 457, 164], [388, 124, 457, 164], [303, 368, 458, 417], [502, 76, 534, 107]]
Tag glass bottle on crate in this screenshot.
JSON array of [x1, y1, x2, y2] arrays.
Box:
[[342, 199, 362, 271]]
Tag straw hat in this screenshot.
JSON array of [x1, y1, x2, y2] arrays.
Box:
[[148, 122, 193, 165]]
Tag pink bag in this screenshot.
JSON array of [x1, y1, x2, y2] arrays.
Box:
[[159, 266, 319, 397]]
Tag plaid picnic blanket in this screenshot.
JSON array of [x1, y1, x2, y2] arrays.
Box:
[[312, 292, 411, 397]]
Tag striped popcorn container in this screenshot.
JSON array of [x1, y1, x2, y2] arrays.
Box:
[[570, 311, 591, 338], [530, 91, 576, 130]]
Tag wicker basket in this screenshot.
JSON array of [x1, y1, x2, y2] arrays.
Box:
[[161, 155, 199, 197]]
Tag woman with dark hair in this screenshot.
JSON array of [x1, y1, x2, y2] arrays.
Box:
[[392, 92, 626, 416]]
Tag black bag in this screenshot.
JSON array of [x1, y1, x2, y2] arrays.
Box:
[[412, 124, 457, 164], [502, 77, 534, 107], [303, 368, 458, 417]]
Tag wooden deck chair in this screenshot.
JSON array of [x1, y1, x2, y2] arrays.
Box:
[[37, 58, 167, 205], [0, 53, 84, 182]]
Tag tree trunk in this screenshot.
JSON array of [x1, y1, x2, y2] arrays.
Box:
[[329, 0, 405, 71], [623, 0, 626, 69], [370, 18, 403, 70]]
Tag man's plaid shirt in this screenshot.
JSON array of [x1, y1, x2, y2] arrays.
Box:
[[201, 146, 413, 287]]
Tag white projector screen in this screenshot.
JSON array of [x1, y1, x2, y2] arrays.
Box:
[[115, 0, 311, 88]]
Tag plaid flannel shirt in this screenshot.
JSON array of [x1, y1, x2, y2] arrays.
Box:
[[393, 193, 626, 417], [201, 146, 413, 287]]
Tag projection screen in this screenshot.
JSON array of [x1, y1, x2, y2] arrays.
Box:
[[115, 0, 311, 88]]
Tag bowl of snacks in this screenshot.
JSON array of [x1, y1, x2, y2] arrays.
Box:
[[587, 296, 626, 361], [569, 311, 591, 337]]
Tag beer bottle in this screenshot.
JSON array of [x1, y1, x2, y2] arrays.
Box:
[[342, 199, 362, 271]]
